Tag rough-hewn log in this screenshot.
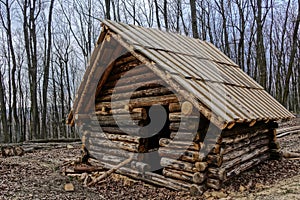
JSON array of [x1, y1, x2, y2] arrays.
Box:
[[221, 129, 270, 145], [159, 148, 206, 162], [94, 108, 148, 121], [168, 103, 181, 113], [104, 72, 159, 88], [130, 161, 151, 172], [195, 162, 208, 172], [98, 87, 173, 102], [169, 121, 199, 131], [160, 157, 195, 172], [207, 178, 222, 190], [207, 167, 226, 181], [159, 138, 201, 151], [207, 154, 223, 167], [87, 146, 143, 161], [226, 153, 270, 179], [95, 94, 178, 110], [222, 138, 270, 162], [87, 137, 145, 153], [108, 64, 150, 82], [221, 122, 277, 137], [223, 145, 269, 170], [190, 184, 206, 196], [220, 133, 269, 155], [101, 81, 165, 96], [181, 101, 194, 115], [85, 131, 147, 144], [168, 112, 200, 122], [170, 132, 200, 142], [162, 168, 206, 184]]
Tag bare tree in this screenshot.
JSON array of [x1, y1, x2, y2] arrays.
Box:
[[190, 0, 199, 38]]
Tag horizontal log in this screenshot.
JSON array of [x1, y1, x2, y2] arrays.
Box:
[[94, 108, 148, 121], [159, 138, 202, 151], [104, 72, 159, 88], [223, 145, 269, 170], [160, 157, 195, 172], [168, 112, 200, 122], [207, 167, 226, 181], [225, 153, 270, 179], [170, 132, 201, 142], [101, 81, 165, 96], [88, 150, 129, 165], [85, 131, 147, 144], [207, 154, 223, 167], [222, 138, 270, 162], [207, 178, 222, 190], [108, 64, 150, 82], [190, 184, 206, 196], [195, 162, 208, 172], [98, 87, 173, 102], [162, 168, 206, 184], [221, 122, 277, 137], [221, 129, 270, 145], [95, 94, 178, 110], [158, 147, 206, 162], [220, 133, 270, 155], [87, 137, 145, 153], [88, 116, 145, 127], [130, 161, 151, 172], [87, 145, 143, 161], [168, 103, 181, 113], [169, 121, 199, 132]]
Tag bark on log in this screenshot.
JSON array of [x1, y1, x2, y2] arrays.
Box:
[[86, 131, 147, 144], [223, 145, 269, 170], [169, 103, 181, 113], [159, 148, 206, 162], [225, 153, 270, 179], [195, 162, 208, 172], [95, 94, 178, 110], [130, 161, 151, 172], [98, 87, 172, 102], [168, 112, 200, 122], [101, 81, 165, 96], [169, 121, 199, 131], [87, 137, 145, 153], [207, 154, 223, 167], [160, 157, 196, 172], [207, 167, 226, 181], [159, 138, 201, 151], [162, 168, 206, 184], [282, 151, 300, 158], [222, 138, 270, 162], [220, 133, 269, 155], [207, 178, 222, 190], [170, 132, 200, 142], [104, 72, 159, 88], [221, 129, 270, 145], [190, 184, 206, 196]]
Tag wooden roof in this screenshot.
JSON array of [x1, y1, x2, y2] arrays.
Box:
[[68, 20, 294, 129]]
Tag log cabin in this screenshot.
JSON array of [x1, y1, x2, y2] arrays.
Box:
[[66, 20, 294, 194]]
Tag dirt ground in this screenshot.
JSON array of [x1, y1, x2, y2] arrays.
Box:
[[0, 119, 299, 199]]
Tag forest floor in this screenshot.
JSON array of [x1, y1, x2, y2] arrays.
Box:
[[0, 118, 299, 200]]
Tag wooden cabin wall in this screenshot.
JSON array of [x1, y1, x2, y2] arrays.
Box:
[[206, 122, 279, 190]]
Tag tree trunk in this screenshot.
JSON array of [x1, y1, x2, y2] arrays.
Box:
[[41, 0, 55, 139], [190, 0, 199, 38], [282, 0, 300, 106]]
